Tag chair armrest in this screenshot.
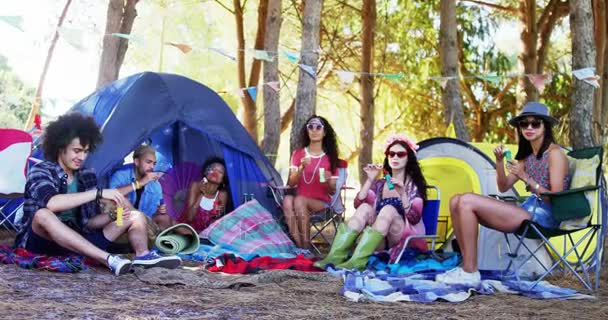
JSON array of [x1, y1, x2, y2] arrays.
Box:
[[540, 185, 599, 198]]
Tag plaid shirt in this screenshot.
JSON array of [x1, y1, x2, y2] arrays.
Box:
[[15, 161, 100, 248]]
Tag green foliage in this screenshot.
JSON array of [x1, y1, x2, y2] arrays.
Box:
[[0, 55, 34, 129]]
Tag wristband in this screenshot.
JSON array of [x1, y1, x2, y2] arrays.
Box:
[[534, 183, 540, 194], [108, 210, 117, 221], [96, 187, 103, 203], [131, 182, 137, 191]]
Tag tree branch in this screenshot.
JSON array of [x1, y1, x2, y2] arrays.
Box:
[[458, 0, 518, 13]]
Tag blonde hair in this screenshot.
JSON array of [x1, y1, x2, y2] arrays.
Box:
[[133, 145, 156, 159]]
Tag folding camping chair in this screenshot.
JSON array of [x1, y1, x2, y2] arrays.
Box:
[[503, 146, 606, 291], [393, 185, 441, 264], [268, 160, 349, 254], [0, 129, 33, 232]]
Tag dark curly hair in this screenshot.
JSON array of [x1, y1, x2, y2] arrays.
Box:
[[201, 156, 228, 190], [296, 115, 339, 172], [383, 141, 428, 201], [41, 113, 103, 161]]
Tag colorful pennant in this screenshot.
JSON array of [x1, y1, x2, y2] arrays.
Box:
[[477, 74, 502, 85], [283, 50, 299, 64], [335, 70, 356, 86], [526, 73, 552, 93], [247, 87, 258, 103], [253, 50, 274, 62], [209, 48, 236, 61], [0, 16, 24, 31], [379, 73, 404, 82], [266, 81, 280, 92], [59, 27, 86, 51], [111, 33, 144, 44], [572, 67, 600, 88], [165, 42, 192, 54], [299, 64, 317, 79]]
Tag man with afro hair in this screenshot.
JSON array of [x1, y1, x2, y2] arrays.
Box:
[[15, 113, 181, 275]]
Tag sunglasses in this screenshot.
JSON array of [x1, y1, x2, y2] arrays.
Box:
[[385, 151, 408, 158], [518, 119, 543, 129], [306, 123, 324, 131]]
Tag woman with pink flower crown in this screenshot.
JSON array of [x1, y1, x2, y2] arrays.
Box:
[[314, 134, 428, 270]]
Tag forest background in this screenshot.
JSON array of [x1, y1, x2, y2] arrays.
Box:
[[1, 0, 606, 184]]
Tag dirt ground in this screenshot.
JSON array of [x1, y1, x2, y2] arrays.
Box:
[[1, 230, 607, 320]]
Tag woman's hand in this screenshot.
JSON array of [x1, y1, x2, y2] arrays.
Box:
[[506, 161, 527, 181], [300, 156, 311, 168], [493, 145, 505, 162], [390, 177, 405, 192], [198, 178, 208, 193], [363, 164, 381, 182]]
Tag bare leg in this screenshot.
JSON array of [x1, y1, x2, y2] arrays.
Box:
[[450, 195, 463, 252], [31, 209, 110, 265], [346, 203, 375, 232], [452, 193, 531, 272], [282, 195, 300, 247], [293, 196, 327, 249], [370, 206, 402, 251], [87, 209, 149, 257], [153, 214, 174, 231]]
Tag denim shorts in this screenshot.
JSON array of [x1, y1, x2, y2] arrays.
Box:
[[520, 194, 559, 229]]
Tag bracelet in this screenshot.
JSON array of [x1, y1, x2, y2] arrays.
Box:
[[131, 182, 137, 191], [108, 210, 117, 221], [96, 187, 103, 203], [534, 183, 540, 194]]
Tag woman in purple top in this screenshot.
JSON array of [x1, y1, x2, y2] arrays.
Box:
[[437, 102, 571, 286], [315, 134, 428, 270]]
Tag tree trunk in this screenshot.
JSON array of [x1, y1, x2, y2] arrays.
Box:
[[519, 0, 539, 103], [261, 0, 282, 165], [357, 0, 376, 183], [603, 2, 608, 135], [97, 0, 139, 89], [289, 0, 322, 153], [440, 0, 469, 141], [569, 0, 596, 148], [593, 0, 606, 142], [24, 0, 72, 130]]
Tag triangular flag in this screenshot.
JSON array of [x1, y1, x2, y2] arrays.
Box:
[[165, 42, 192, 54], [572, 67, 600, 88], [282, 50, 299, 64], [234, 88, 245, 98], [253, 50, 274, 62], [379, 73, 404, 82], [58, 26, 86, 51], [0, 16, 24, 31], [445, 122, 456, 138], [299, 64, 317, 79], [266, 81, 280, 92], [247, 87, 258, 103], [477, 74, 502, 85], [209, 48, 236, 61], [334, 70, 356, 86], [111, 33, 143, 44], [435, 77, 450, 89], [526, 73, 552, 93]]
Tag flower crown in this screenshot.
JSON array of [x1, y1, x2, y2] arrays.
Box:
[[384, 133, 419, 154]]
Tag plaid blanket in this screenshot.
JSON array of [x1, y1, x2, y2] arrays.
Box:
[[329, 269, 593, 303], [200, 200, 296, 255], [0, 244, 93, 273]]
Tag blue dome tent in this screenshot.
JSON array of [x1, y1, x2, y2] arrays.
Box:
[[61, 72, 282, 216]]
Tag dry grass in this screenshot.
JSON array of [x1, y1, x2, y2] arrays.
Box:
[[1, 230, 607, 319]]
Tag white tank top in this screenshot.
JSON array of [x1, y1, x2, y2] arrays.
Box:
[[199, 190, 219, 211]]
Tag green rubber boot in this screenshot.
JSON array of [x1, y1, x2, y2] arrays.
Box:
[[313, 223, 359, 269], [335, 227, 384, 271]]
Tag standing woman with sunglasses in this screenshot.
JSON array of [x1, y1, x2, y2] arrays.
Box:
[[315, 134, 428, 270], [436, 102, 570, 286], [283, 115, 340, 253]]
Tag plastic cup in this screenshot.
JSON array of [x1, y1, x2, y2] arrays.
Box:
[[319, 168, 326, 183]]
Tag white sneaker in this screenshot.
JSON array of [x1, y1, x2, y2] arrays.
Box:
[[107, 255, 132, 276], [435, 267, 481, 286]]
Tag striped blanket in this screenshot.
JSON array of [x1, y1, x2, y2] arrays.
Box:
[[200, 200, 296, 255]]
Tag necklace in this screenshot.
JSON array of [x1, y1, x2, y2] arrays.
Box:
[[302, 148, 324, 185]]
